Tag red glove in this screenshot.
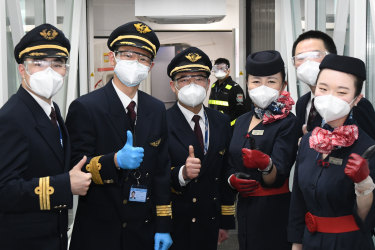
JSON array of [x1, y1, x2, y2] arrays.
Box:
[[242, 148, 270, 170], [344, 153, 370, 183], [229, 173, 259, 197]]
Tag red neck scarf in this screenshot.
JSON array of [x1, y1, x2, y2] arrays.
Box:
[[261, 91, 294, 124], [309, 125, 359, 154]]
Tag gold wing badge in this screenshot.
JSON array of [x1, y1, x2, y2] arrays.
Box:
[[185, 53, 202, 62], [150, 138, 161, 147], [134, 23, 152, 34], [40, 29, 58, 40]]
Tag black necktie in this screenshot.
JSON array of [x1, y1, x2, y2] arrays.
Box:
[[50, 107, 58, 128], [306, 98, 317, 131], [127, 101, 136, 130], [192, 115, 204, 152]]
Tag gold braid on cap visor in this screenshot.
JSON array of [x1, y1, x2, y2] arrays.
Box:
[[19, 44, 69, 59], [110, 35, 156, 55], [169, 64, 211, 76]]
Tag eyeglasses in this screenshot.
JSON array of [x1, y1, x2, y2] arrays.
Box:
[[174, 75, 208, 87], [212, 64, 229, 73], [24, 60, 69, 75], [114, 50, 152, 66], [292, 51, 329, 65]]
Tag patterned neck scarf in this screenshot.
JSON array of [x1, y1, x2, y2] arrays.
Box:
[[254, 91, 294, 124]]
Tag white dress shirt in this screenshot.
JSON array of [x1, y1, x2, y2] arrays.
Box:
[[177, 102, 210, 186], [112, 81, 138, 115], [25, 87, 56, 121]]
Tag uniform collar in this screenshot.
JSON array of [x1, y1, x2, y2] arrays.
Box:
[[112, 80, 138, 113], [177, 102, 204, 123], [24, 87, 54, 119]]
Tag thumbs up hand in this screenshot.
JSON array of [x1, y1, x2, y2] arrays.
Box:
[[69, 156, 92, 196], [183, 145, 201, 180], [115, 130, 144, 169]]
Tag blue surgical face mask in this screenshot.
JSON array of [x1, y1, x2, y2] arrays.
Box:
[[114, 59, 150, 87]]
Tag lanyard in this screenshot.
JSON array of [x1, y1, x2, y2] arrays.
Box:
[[203, 111, 208, 154], [57, 124, 63, 147]]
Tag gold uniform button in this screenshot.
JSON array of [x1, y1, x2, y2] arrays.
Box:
[[145, 219, 149, 223], [194, 179, 198, 183], [192, 218, 196, 223], [192, 198, 197, 203], [123, 199, 128, 205], [213, 197, 217, 201], [122, 222, 127, 228]]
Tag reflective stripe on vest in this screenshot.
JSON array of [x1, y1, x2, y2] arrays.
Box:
[[230, 119, 236, 126], [208, 100, 229, 106], [225, 84, 232, 90], [211, 83, 216, 88]]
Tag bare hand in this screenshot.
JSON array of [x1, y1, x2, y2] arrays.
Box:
[[217, 229, 229, 245], [69, 156, 92, 196], [183, 145, 201, 180]]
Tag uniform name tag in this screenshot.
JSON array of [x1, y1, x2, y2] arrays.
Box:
[[252, 130, 264, 136], [129, 185, 147, 203], [328, 157, 343, 165]]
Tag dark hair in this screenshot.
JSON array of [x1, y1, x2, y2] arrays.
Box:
[[214, 58, 230, 68], [316, 70, 364, 97], [292, 30, 337, 56], [247, 69, 286, 83]]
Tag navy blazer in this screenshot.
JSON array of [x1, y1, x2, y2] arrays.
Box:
[[296, 92, 375, 139], [66, 81, 171, 250], [167, 103, 235, 250], [0, 87, 72, 250]]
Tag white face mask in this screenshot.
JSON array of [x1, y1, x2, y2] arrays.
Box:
[[214, 70, 227, 80], [177, 83, 207, 108], [25, 67, 64, 99], [114, 59, 150, 87], [314, 95, 354, 123], [248, 85, 280, 109], [296, 60, 320, 86]]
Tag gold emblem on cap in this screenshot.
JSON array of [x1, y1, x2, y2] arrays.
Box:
[[40, 29, 58, 40], [134, 23, 151, 34], [185, 53, 202, 62]]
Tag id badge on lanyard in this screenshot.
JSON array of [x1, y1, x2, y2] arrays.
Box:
[[129, 170, 147, 203]]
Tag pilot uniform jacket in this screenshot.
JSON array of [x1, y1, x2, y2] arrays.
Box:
[[0, 87, 72, 250], [208, 76, 247, 127], [66, 80, 171, 250], [228, 111, 299, 250], [288, 128, 375, 250], [167, 103, 235, 250], [296, 92, 375, 140]]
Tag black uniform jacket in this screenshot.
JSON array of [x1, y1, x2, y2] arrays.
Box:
[[0, 86, 72, 250], [228, 111, 299, 250], [296, 92, 375, 139], [288, 128, 375, 250], [66, 81, 171, 250], [167, 103, 235, 250], [208, 76, 247, 126]]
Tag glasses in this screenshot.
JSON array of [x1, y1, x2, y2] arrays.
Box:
[[292, 51, 329, 65], [174, 75, 208, 87], [212, 64, 229, 73], [24, 60, 69, 75], [114, 50, 152, 66]]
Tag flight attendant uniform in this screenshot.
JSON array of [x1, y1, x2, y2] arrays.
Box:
[[229, 104, 299, 250], [288, 54, 375, 250]]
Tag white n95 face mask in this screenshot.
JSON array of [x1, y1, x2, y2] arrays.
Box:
[[296, 60, 320, 86], [26, 67, 64, 99], [248, 85, 280, 109], [177, 83, 207, 108], [214, 70, 227, 80], [314, 95, 353, 122], [114, 59, 150, 87]]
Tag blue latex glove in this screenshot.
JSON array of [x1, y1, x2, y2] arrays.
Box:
[[154, 233, 172, 250], [116, 131, 144, 169]]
